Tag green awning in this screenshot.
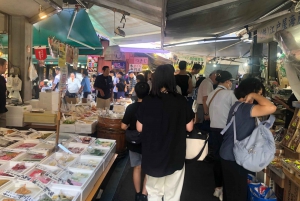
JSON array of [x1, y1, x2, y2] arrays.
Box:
[[33, 9, 102, 55], [0, 34, 8, 47]]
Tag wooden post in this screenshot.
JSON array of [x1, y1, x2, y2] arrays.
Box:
[[55, 91, 62, 150]]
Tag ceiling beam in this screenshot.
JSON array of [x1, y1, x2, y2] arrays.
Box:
[[28, 7, 59, 24], [167, 0, 239, 20], [85, 0, 162, 27]]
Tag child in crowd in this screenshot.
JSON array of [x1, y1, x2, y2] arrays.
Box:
[[121, 82, 150, 201], [116, 78, 126, 100]]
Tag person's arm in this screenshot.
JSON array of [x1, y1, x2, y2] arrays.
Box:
[[136, 120, 142, 132], [121, 123, 128, 130], [186, 120, 193, 132], [274, 97, 295, 112], [187, 77, 193, 94], [202, 96, 209, 120], [245, 93, 277, 117]]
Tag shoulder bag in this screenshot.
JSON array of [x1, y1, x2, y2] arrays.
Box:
[[185, 127, 209, 163], [125, 130, 141, 144]]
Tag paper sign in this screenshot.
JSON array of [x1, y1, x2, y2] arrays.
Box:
[[3, 170, 31, 180], [129, 64, 142, 72], [3, 190, 36, 201], [133, 57, 148, 64]]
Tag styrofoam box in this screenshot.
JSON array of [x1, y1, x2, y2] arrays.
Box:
[[51, 168, 95, 201], [39, 92, 59, 111], [28, 99, 40, 108], [75, 121, 97, 134], [25, 164, 62, 185], [8, 139, 40, 151], [5, 116, 28, 127], [0, 161, 35, 175], [60, 122, 76, 133], [6, 105, 32, 116], [43, 186, 81, 201], [0, 180, 42, 199], [42, 152, 79, 168]]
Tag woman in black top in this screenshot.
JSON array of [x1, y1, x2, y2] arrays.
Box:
[[175, 61, 193, 97], [136, 65, 194, 201], [116, 78, 126, 99]]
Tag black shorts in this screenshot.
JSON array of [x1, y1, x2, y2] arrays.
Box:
[[114, 92, 118, 99]]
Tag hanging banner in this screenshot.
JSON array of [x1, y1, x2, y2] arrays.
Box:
[[257, 12, 300, 43], [73, 47, 79, 70], [34, 46, 47, 60], [48, 37, 59, 58], [171, 53, 206, 74], [129, 64, 142, 72], [66, 45, 74, 64], [133, 57, 148, 65], [112, 61, 126, 70], [58, 43, 66, 67], [59, 65, 68, 91]]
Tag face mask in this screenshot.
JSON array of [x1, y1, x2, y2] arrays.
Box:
[[227, 81, 232, 90]]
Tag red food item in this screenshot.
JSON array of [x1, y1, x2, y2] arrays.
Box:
[[17, 143, 37, 148], [29, 169, 50, 184], [32, 154, 45, 159], [12, 163, 26, 171]]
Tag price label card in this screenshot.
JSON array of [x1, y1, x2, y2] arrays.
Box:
[[31, 179, 55, 197], [3, 190, 36, 201], [3, 170, 31, 181]]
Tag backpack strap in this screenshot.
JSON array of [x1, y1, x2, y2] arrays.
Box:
[[261, 115, 276, 129], [220, 102, 244, 138], [208, 89, 224, 109]]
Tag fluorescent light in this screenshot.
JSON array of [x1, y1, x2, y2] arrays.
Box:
[[213, 64, 217, 67], [119, 42, 160, 49], [244, 63, 248, 66], [277, 52, 281, 57], [39, 12, 47, 19]]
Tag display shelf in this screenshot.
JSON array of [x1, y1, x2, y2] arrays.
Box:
[[85, 154, 117, 201]]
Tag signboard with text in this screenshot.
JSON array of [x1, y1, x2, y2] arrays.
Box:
[[112, 61, 126, 70], [257, 12, 300, 43], [129, 64, 142, 72], [133, 57, 148, 65]]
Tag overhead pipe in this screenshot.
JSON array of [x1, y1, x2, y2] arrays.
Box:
[[259, 0, 292, 20], [163, 37, 240, 47], [67, 9, 95, 50]]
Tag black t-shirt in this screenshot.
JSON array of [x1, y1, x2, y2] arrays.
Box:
[[0, 76, 7, 114], [285, 94, 298, 128], [175, 75, 189, 96], [122, 102, 142, 153], [116, 83, 125, 92], [94, 75, 113, 99], [137, 93, 194, 177]]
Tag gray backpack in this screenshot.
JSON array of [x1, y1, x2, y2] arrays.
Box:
[[221, 102, 276, 172]]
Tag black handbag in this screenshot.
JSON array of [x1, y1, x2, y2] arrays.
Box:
[[125, 130, 141, 144], [185, 127, 209, 163]]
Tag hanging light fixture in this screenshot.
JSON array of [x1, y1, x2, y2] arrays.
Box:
[[39, 5, 48, 19]]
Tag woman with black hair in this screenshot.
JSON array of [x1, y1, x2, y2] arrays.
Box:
[[220, 78, 276, 201], [136, 65, 194, 201], [144, 70, 152, 90]]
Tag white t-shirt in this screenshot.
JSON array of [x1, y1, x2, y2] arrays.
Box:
[[53, 74, 60, 92], [206, 85, 237, 129], [197, 77, 214, 104], [67, 78, 81, 93], [187, 74, 197, 97]]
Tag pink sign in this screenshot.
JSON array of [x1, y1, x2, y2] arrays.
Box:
[[133, 57, 148, 64]]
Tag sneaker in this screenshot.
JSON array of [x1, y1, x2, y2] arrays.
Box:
[[139, 194, 148, 201], [213, 188, 222, 198], [219, 192, 223, 201], [135, 193, 141, 201]]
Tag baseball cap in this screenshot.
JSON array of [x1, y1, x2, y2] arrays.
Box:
[[216, 71, 235, 83]]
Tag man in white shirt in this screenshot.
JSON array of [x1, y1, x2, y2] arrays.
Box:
[[196, 70, 221, 123], [51, 67, 60, 92], [67, 73, 81, 97]]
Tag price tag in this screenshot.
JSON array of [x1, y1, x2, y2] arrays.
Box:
[[3, 170, 32, 181], [3, 190, 36, 201], [31, 179, 55, 197], [36, 165, 66, 183]]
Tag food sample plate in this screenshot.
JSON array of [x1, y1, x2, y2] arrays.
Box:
[[70, 136, 95, 145], [36, 188, 80, 201], [17, 152, 48, 163], [8, 140, 40, 150], [0, 151, 22, 161], [58, 142, 88, 154], [26, 165, 62, 185], [70, 155, 103, 171], [46, 133, 74, 143], [93, 139, 116, 149]]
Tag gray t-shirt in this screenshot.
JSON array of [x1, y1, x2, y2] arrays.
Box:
[[220, 102, 255, 161]]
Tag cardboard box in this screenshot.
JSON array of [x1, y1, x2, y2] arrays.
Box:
[[65, 97, 79, 104], [39, 92, 59, 111], [283, 168, 300, 201]]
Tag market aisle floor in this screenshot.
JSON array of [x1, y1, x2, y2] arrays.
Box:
[[112, 158, 219, 201]]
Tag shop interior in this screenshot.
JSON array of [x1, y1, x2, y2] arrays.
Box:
[[0, 0, 300, 201]]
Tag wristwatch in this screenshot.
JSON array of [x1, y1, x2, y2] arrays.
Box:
[[204, 113, 209, 116]]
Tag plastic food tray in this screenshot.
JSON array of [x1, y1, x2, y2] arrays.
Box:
[[8, 140, 40, 151], [281, 158, 296, 174], [70, 136, 96, 145], [0, 161, 35, 176], [93, 138, 116, 150], [42, 153, 79, 168], [16, 152, 48, 163], [46, 133, 75, 143], [0, 180, 42, 200], [25, 164, 62, 185], [36, 187, 80, 201], [0, 151, 23, 161], [51, 168, 94, 201], [58, 142, 89, 155]]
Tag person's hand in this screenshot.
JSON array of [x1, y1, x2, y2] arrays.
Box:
[[244, 93, 255, 104], [204, 115, 210, 121], [128, 94, 132, 98], [99, 89, 105, 97]]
